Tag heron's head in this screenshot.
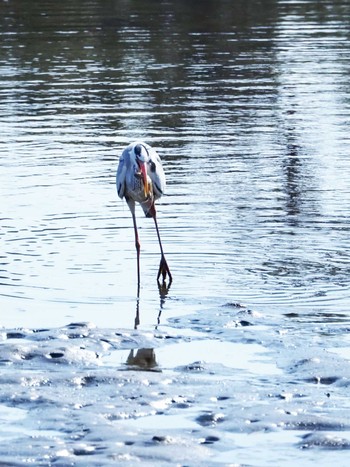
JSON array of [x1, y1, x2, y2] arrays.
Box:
[[134, 143, 150, 197]]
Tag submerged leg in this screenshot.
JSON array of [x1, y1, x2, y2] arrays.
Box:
[[134, 262, 141, 330], [134, 294, 140, 330]]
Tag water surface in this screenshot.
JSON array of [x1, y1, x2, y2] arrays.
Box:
[[1, 0, 350, 465]]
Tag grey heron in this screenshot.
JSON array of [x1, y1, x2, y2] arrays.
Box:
[[116, 141, 172, 288]]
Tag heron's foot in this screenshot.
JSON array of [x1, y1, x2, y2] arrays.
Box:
[[157, 255, 172, 286]]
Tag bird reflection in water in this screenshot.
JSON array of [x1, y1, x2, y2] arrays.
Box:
[[130, 261, 171, 371], [126, 348, 160, 372], [134, 276, 171, 330]]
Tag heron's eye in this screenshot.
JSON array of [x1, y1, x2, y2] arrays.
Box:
[[134, 144, 142, 156], [149, 161, 156, 172]]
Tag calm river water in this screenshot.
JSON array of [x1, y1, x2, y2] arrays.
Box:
[[1, 1, 350, 465]]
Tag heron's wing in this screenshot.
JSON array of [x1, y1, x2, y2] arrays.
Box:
[[148, 147, 166, 199], [116, 149, 128, 199]]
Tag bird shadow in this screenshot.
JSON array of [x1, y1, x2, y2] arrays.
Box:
[[128, 280, 171, 372]]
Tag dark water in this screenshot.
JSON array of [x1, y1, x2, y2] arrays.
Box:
[[1, 0, 350, 465]]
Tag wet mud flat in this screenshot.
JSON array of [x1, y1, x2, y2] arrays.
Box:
[[1, 302, 350, 466]]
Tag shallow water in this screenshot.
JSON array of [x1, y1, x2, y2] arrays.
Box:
[[1, 0, 350, 465]]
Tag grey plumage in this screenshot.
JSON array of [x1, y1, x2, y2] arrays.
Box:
[[116, 141, 165, 217], [116, 141, 172, 286]]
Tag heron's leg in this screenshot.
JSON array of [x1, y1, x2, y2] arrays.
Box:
[[131, 210, 141, 287], [152, 209, 172, 285], [127, 199, 141, 288], [129, 201, 141, 329], [157, 254, 172, 285]]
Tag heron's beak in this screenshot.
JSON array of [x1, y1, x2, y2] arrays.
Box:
[[139, 162, 149, 197]]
